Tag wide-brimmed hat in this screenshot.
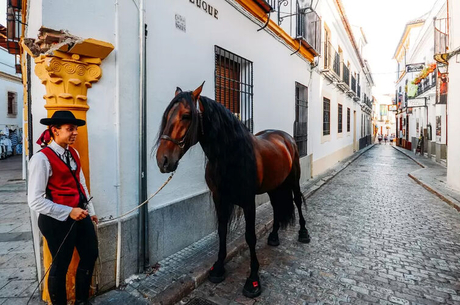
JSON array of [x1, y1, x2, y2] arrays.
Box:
[[40, 110, 86, 126]]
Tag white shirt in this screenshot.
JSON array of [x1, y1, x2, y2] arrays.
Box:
[[28, 141, 96, 221]]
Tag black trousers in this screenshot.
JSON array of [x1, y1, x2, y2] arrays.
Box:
[[38, 214, 98, 304]]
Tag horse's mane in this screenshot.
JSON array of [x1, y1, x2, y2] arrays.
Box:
[[198, 96, 257, 218]]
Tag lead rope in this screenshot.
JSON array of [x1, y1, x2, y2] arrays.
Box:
[[99, 171, 175, 224], [27, 172, 175, 305]]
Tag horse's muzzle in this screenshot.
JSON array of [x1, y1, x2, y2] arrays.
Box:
[[158, 155, 178, 173]]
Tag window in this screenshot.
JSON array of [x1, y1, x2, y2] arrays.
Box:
[[323, 98, 330, 136], [7, 92, 17, 117], [338, 104, 343, 133], [294, 82, 308, 157], [215, 46, 253, 132], [347, 108, 350, 132]]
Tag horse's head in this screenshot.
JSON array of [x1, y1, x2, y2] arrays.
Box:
[[156, 82, 204, 173]]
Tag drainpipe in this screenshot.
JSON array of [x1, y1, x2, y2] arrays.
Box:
[[138, 0, 149, 273], [114, 0, 122, 288]]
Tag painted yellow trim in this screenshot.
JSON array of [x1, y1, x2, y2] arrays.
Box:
[[235, 0, 315, 62]]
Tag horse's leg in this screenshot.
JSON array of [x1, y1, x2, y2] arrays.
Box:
[[292, 160, 310, 243], [242, 203, 262, 298], [267, 192, 280, 246], [209, 200, 229, 283]]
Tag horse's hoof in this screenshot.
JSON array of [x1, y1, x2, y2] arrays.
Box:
[[298, 229, 311, 243], [267, 232, 280, 247], [208, 264, 225, 283], [242, 277, 262, 298]]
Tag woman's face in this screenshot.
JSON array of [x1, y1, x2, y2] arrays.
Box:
[[52, 124, 79, 147]]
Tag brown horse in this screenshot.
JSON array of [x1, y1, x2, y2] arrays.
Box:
[[156, 83, 310, 298]]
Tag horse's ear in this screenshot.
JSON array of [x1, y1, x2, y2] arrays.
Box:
[[175, 87, 183, 97], [192, 81, 205, 101]]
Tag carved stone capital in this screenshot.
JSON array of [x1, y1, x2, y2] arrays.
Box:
[[34, 53, 103, 111]]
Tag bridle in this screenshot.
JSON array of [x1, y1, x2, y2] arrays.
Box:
[[160, 98, 203, 150]]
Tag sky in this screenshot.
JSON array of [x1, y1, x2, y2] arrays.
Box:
[[341, 0, 438, 101]]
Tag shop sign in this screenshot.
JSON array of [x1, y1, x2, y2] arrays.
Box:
[[407, 98, 426, 108], [406, 63, 424, 73], [388, 105, 397, 111], [436, 72, 448, 104], [190, 0, 219, 19]]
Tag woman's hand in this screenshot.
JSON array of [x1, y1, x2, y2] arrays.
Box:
[[91, 215, 99, 224], [70, 208, 88, 221]]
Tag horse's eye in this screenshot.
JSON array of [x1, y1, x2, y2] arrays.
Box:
[[181, 114, 191, 121]]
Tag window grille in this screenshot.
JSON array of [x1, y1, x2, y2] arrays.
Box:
[[347, 108, 350, 132], [7, 91, 16, 116], [323, 97, 330, 136], [215, 46, 253, 132], [294, 82, 308, 157], [338, 104, 343, 133]]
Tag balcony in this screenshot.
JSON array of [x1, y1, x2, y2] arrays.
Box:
[[253, 0, 276, 13], [434, 18, 449, 64], [412, 70, 436, 98], [296, 8, 321, 56], [321, 41, 340, 81], [342, 63, 350, 85]]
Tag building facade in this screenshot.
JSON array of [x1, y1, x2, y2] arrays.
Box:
[[446, 0, 460, 189], [0, 47, 23, 157], [23, 0, 373, 296], [393, 0, 447, 161]]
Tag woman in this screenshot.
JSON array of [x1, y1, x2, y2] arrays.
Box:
[[28, 110, 98, 305]]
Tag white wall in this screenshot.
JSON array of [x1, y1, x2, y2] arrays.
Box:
[[447, 0, 460, 189]]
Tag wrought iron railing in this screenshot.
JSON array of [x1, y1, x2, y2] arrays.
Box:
[[296, 7, 321, 55], [323, 41, 340, 77], [342, 63, 349, 85], [434, 18, 449, 56], [414, 70, 436, 97], [351, 76, 356, 93]]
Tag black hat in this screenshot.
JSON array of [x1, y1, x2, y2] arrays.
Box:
[[40, 110, 86, 126]]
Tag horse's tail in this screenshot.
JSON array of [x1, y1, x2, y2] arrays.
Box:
[[269, 183, 296, 229]]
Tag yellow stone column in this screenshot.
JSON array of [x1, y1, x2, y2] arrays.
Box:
[[27, 39, 113, 304]]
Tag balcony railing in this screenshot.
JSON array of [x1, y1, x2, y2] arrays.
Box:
[[296, 7, 321, 55], [323, 41, 340, 78], [253, 0, 276, 13], [342, 63, 350, 86], [434, 18, 449, 61], [414, 70, 436, 97], [351, 76, 356, 93]]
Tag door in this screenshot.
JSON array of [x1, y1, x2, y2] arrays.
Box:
[[353, 110, 357, 151]]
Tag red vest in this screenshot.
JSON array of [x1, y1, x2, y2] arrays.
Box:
[[41, 146, 86, 208]]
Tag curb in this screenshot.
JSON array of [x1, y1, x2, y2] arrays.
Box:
[[408, 174, 460, 212], [392, 145, 460, 212], [138, 145, 375, 305], [391, 145, 425, 168]]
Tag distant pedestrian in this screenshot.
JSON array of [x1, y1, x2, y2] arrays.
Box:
[[378, 134, 382, 144], [384, 135, 388, 144], [28, 111, 98, 305]]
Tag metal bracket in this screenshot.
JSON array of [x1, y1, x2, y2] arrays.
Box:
[[257, 10, 271, 32], [290, 38, 302, 56]]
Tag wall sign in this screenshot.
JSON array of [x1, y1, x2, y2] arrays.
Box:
[[189, 0, 219, 19], [175, 14, 186, 32], [388, 105, 397, 111], [407, 98, 426, 108], [406, 63, 424, 73]]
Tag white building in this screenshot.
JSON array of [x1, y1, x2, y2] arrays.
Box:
[[0, 45, 23, 151], [24, 0, 373, 293], [446, 0, 460, 189], [394, 0, 447, 161]]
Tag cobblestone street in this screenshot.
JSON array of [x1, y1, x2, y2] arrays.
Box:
[[182, 145, 460, 305]]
